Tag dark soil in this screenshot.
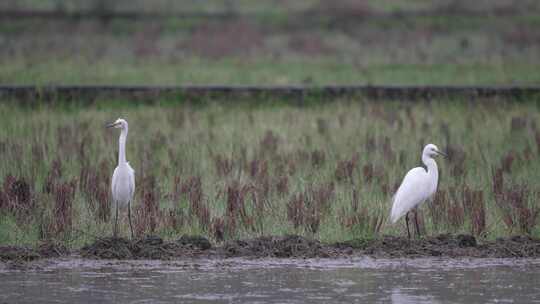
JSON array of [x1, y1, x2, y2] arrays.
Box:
[[37, 241, 69, 258], [3, 234, 540, 262], [0, 241, 68, 262], [0, 246, 40, 262], [336, 234, 540, 258], [80, 235, 213, 260], [220, 235, 337, 258], [176, 235, 212, 250]]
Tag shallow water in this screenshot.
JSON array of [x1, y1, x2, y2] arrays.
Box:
[[1, 257, 540, 303]]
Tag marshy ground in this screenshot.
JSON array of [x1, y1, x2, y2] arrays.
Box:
[[0, 97, 539, 255], [3, 233, 540, 265]]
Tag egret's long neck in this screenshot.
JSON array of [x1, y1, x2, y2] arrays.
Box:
[[118, 127, 128, 165], [422, 154, 439, 193]]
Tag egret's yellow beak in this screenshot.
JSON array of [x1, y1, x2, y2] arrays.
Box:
[[106, 122, 120, 128]]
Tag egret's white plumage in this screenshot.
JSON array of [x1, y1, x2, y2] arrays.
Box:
[[111, 164, 135, 208], [107, 118, 135, 238], [390, 144, 445, 236]]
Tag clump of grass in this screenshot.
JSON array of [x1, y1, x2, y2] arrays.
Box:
[[428, 190, 448, 231], [286, 182, 335, 235], [52, 180, 76, 236], [181, 176, 210, 231], [259, 130, 280, 157], [510, 116, 527, 133], [211, 216, 225, 242], [287, 193, 305, 230], [44, 158, 62, 194], [79, 161, 111, 223], [448, 187, 466, 229], [1, 175, 33, 224], [214, 154, 234, 177], [311, 150, 326, 168], [535, 131, 540, 156], [275, 175, 289, 197], [306, 182, 335, 235], [381, 137, 395, 164], [339, 190, 384, 236], [462, 187, 486, 236], [500, 151, 516, 173], [445, 144, 467, 177], [493, 167, 540, 235], [225, 180, 253, 237], [335, 154, 358, 183], [362, 164, 374, 184]]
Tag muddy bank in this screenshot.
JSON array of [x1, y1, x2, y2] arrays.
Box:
[[220, 235, 339, 258], [2, 234, 540, 262], [0, 241, 68, 262], [80, 234, 540, 259], [81, 235, 212, 260], [336, 234, 540, 258]]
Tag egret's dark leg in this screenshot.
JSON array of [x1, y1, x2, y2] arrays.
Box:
[[113, 202, 119, 238], [128, 201, 134, 240], [413, 208, 421, 237], [405, 212, 411, 239]]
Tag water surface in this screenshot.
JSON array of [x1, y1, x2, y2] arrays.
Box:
[[1, 257, 539, 303]]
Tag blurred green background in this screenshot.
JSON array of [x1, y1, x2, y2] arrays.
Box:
[[1, 0, 539, 85]]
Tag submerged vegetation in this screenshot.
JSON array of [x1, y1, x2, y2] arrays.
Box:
[[0, 97, 538, 248]]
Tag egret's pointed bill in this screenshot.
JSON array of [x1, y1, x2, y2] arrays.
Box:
[[106, 122, 120, 128], [435, 150, 447, 157]]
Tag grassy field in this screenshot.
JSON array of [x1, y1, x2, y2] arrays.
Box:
[[0, 97, 538, 247], [0, 1, 539, 248], [3, 0, 534, 15], [1, 1, 540, 85], [4, 59, 539, 86]]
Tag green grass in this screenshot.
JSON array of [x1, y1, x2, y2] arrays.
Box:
[[3, 0, 538, 15], [1, 4, 540, 86], [2, 59, 539, 86], [0, 97, 538, 248]]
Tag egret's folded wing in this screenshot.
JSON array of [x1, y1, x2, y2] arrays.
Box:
[[128, 164, 135, 199], [390, 167, 428, 223]]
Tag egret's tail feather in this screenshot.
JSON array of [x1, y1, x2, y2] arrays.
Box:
[[389, 204, 404, 224], [390, 212, 399, 224]]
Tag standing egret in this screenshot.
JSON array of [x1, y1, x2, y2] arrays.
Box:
[[107, 118, 135, 239], [390, 144, 445, 238]]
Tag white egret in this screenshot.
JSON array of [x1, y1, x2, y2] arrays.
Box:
[[390, 144, 445, 238], [107, 118, 135, 238]]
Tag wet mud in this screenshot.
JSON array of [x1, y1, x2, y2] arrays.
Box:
[[220, 235, 337, 258], [336, 234, 540, 258], [0, 241, 68, 263], [1, 234, 540, 263], [81, 235, 213, 260]]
